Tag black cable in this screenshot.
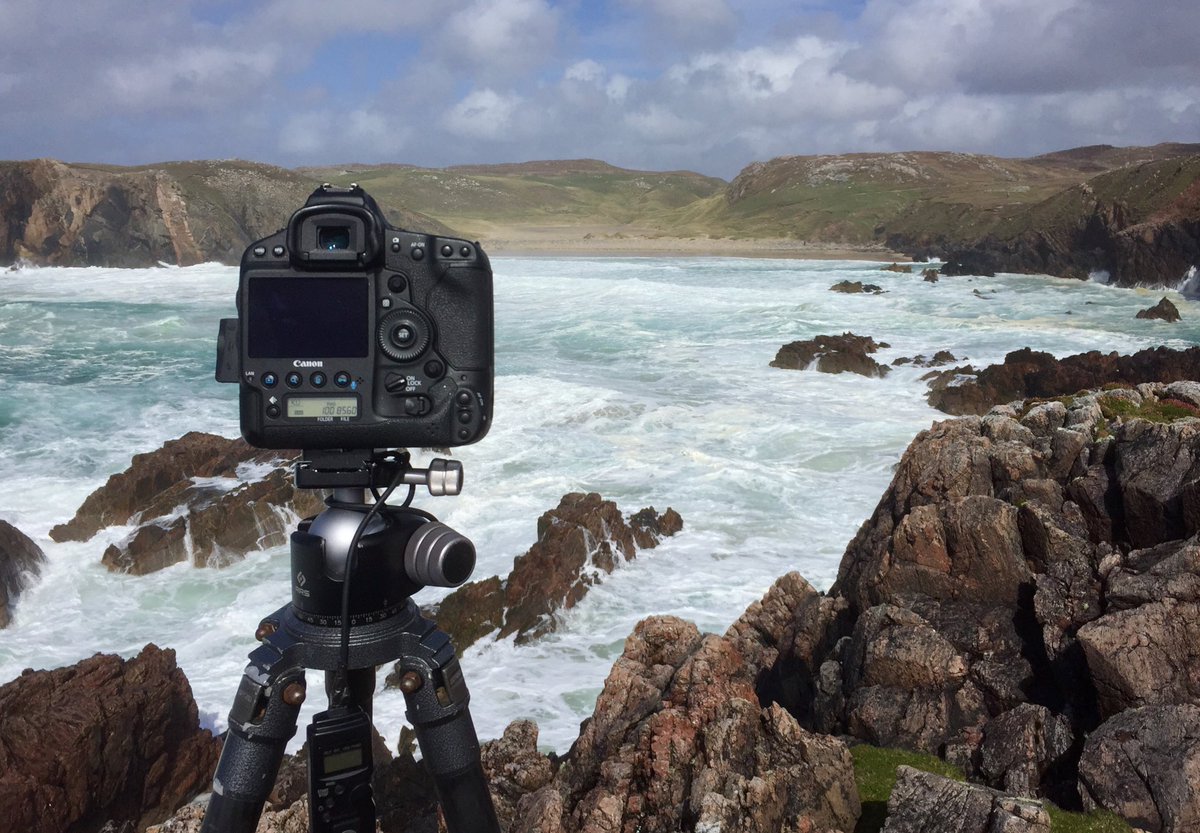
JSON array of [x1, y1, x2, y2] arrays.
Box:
[[329, 454, 407, 706]]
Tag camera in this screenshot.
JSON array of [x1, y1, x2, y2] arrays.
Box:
[[216, 184, 493, 450]]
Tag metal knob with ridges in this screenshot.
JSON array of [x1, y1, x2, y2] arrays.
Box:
[[404, 521, 476, 587]]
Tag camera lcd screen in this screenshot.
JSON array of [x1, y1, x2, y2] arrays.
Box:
[[320, 746, 365, 775], [287, 397, 359, 419], [247, 277, 368, 358]]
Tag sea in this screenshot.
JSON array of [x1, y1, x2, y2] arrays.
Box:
[[1, 257, 1197, 756]]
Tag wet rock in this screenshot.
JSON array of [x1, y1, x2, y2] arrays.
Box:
[[0, 645, 221, 833], [1078, 705, 1200, 833], [0, 519, 45, 628], [403, 494, 683, 661], [881, 766, 1050, 833], [882, 262, 914, 273], [926, 345, 1200, 415], [830, 280, 885, 293], [771, 332, 892, 377], [1137, 297, 1182, 322], [50, 432, 324, 574]]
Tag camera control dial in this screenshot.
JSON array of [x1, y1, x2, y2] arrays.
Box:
[[377, 308, 433, 362]]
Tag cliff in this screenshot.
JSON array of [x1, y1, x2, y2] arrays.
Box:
[[0, 159, 453, 267]]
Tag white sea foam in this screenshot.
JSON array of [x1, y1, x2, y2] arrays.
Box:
[[1, 259, 1197, 755]]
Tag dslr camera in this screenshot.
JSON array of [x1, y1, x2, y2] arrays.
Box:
[[216, 184, 493, 450]]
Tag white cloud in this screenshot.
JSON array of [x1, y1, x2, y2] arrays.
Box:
[[442, 89, 524, 140], [445, 0, 560, 77]]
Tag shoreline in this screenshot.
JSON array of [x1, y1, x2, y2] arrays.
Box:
[[474, 231, 904, 261]]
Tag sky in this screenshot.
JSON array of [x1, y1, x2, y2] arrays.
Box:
[[1, 0, 1197, 180]]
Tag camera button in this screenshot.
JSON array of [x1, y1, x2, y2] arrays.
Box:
[[266, 404, 281, 419], [411, 246, 425, 261], [272, 245, 285, 257], [424, 360, 444, 379], [261, 372, 279, 388], [460, 245, 471, 257], [388, 274, 408, 292], [457, 410, 472, 424], [455, 390, 474, 407], [253, 246, 267, 257], [285, 372, 303, 388], [310, 372, 327, 387], [334, 372, 352, 388], [441, 244, 453, 257]]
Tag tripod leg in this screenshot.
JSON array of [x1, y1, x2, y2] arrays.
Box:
[[398, 633, 501, 833], [200, 649, 306, 833]]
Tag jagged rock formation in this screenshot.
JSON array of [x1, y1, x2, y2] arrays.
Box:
[[0, 519, 45, 628], [0, 645, 220, 833], [394, 493, 683, 664], [49, 432, 324, 573], [0, 159, 453, 267], [925, 346, 1200, 415], [744, 384, 1200, 831], [771, 332, 892, 378]]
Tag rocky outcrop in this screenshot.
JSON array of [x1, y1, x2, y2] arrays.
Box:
[[0, 159, 454, 267], [771, 332, 892, 378], [0, 645, 220, 833], [0, 519, 45, 628], [881, 767, 1050, 833], [1137, 297, 1182, 321], [926, 345, 1200, 415], [50, 432, 324, 574], [401, 493, 683, 659], [738, 384, 1200, 830]]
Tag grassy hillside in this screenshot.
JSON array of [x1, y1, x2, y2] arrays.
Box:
[[301, 159, 725, 242]]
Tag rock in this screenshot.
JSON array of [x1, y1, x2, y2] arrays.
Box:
[[882, 262, 914, 273], [556, 615, 861, 833], [0, 519, 45, 628], [977, 704, 1075, 801], [881, 766, 1050, 833], [922, 268, 940, 282], [830, 280, 885, 294], [50, 432, 325, 574], [479, 720, 557, 831], [893, 351, 958, 368], [1078, 705, 1200, 833], [396, 494, 683, 665], [771, 332, 892, 377], [1137, 297, 1182, 322], [926, 346, 1200, 415], [0, 645, 221, 833]]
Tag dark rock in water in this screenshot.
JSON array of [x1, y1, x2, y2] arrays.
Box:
[[939, 249, 998, 277], [0, 644, 220, 833], [398, 494, 683, 661], [893, 350, 958, 368], [1077, 705, 1200, 833], [922, 268, 940, 282], [1136, 296, 1182, 322], [925, 345, 1200, 415], [0, 519, 45, 628], [771, 332, 892, 378], [830, 279, 885, 294], [881, 262, 913, 273], [881, 766, 1050, 833], [50, 432, 324, 574]]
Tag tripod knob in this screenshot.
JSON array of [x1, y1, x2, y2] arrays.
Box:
[[405, 521, 476, 587], [401, 458, 464, 496]]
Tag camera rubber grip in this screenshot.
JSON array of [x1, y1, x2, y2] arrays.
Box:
[[427, 266, 493, 370]]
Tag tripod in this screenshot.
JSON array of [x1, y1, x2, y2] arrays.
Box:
[[199, 450, 501, 833]]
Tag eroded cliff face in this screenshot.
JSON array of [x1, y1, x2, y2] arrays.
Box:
[[0, 159, 315, 266]]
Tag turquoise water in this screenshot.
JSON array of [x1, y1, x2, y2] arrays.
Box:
[[1, 258, 1196, 754]]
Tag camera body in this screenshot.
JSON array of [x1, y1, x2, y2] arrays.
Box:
[[216, 184, 493, 450]]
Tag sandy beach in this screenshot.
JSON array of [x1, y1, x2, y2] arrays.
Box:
[[465, 225, 904, 261]]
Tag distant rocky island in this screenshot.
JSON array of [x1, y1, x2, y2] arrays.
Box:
[[2, 143, 1198, 287]]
